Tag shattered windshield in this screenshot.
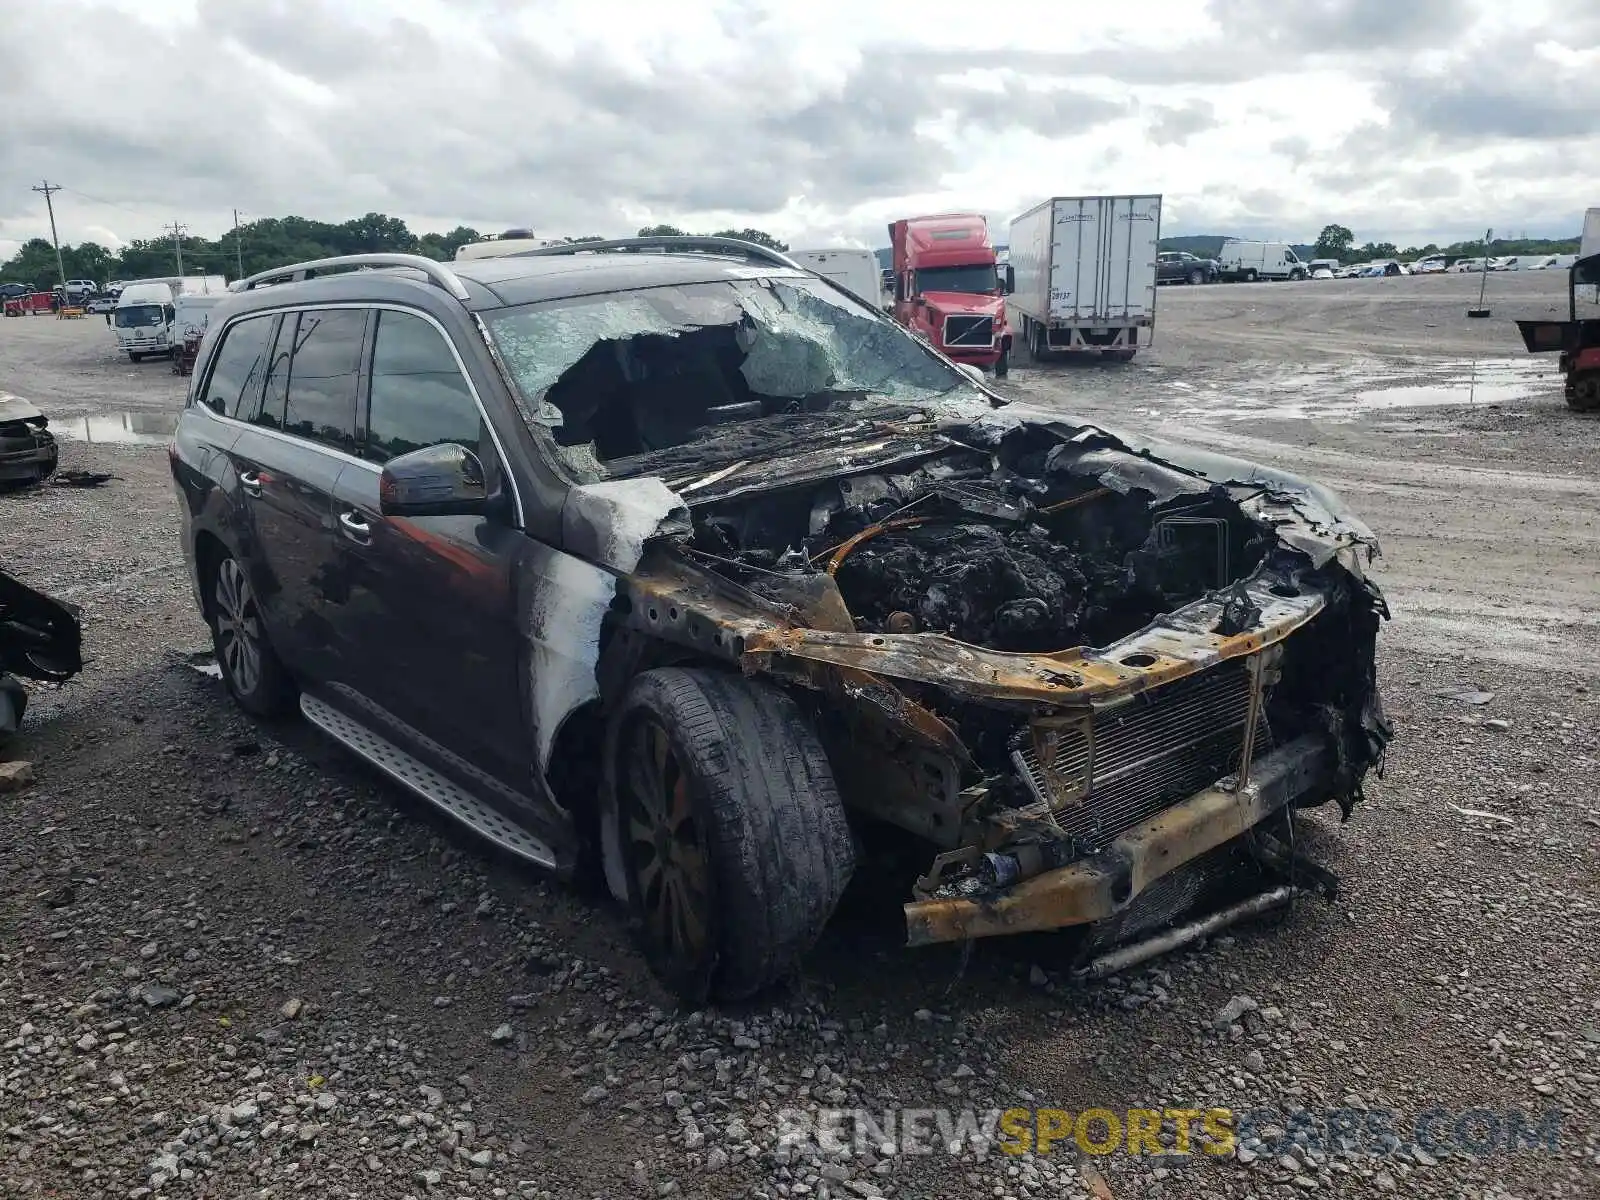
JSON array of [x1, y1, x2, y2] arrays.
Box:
[[481, 274, 994, 480]]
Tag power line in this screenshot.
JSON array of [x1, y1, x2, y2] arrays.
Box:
[[59, 186, 147, 218], [31, 181, 67, 289]]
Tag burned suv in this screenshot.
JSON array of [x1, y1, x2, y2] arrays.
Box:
[[171, 239, 1390, 1001]]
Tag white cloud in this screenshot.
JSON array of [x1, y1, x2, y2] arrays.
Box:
[[1, 0, 1597, 265]]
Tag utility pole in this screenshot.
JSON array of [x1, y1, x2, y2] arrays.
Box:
[[233, 208, 244, 279], [165, 221, 188, 275], [31, 180, 67, 290]]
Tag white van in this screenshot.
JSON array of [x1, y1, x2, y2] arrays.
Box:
[[1218, 240, 1306, 282], [113, 275, 229, 362], [788, 248, 883, 307]]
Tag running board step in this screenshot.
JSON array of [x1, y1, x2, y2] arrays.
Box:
[[300, 693, 557, 869]]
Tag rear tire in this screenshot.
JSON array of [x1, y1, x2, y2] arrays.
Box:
[[609, 668, 854, 1003], [206, 552, 296, 717], [1568, 371, 1600, 413]]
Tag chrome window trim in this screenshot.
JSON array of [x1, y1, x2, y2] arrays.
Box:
[[193, 301, 526, 526]]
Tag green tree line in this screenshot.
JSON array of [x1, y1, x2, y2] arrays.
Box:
[[0, 213, 638, 291], [1309, 223, 1579, 264]]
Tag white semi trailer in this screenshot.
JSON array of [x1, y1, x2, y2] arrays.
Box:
[[1007, 195, 1161, 361]]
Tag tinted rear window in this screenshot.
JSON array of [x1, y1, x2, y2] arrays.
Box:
[[200, 316, 274, 418]]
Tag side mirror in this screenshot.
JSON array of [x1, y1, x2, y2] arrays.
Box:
[[379, 443, 488, 517], [1002, 265, 1015, 295]]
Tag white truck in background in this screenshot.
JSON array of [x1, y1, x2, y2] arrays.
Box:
[[113, 275, 228, 362], [788, 248, 884, 308], [1581, 208, 1600, 261], [1217, 240, 1307, 282], [1007, 194, 1161, 360]]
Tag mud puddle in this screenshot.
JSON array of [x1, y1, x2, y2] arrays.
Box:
[[1135, 358, 1560, 423], [53, 411, 179, 445]]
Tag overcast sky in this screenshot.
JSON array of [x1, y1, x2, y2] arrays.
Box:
[[3, 0, 1598, 263]]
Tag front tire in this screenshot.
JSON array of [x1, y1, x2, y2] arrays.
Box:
[[1245, 269, 1259, 283], [207, 553, 296, 717], [993, 346, 1010, 378], [128, 352, 142, 363], [609, 668, 854, 1003], [1188, 269, 1205, 285]]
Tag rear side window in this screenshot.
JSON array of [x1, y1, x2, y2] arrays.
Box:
[[249, 314, 295, 430], [200, 315, 274, 418], [364, 311, 480, 463], [282, 309, 367, 451]]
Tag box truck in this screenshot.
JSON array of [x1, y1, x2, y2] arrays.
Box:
[[789, 248, 884, 308], [1007, 195, 1161, 361], [1582, 208, 1600, 261], [887, 214, 1014, 375], [113, 275, 228, 362]]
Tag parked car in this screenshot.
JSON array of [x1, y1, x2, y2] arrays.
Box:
[[0, 394, 59, 488], [1519, 255, 1559, 271], [0, 282, 30, 301], [1306, 258, 1340, 277], [83, 295, 118, 314], [1410, 256, 1447, 274], [1490, 257, 1519, 271], [1452, 257, 1488, 273], [1363, 261, 1406, 277], [1156, 250, 1218, 285], [64, 279, 99, 299], [171, 242, 1392, 1001]]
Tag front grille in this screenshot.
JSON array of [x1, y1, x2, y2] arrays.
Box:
[[943, 314, 994, 347], [1011, 661, 1261, 851]]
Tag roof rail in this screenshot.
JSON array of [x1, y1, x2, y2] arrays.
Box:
[[508, 236, 801, 271], [230, 253, 472, 301]]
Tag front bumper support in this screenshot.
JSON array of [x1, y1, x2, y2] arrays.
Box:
[[903, 733, 1332, 946]]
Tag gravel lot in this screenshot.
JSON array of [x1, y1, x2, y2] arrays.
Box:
[[3, 271, 1598, 1200]]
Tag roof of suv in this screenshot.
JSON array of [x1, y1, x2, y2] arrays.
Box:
[[451, 252, 803, 307], [224, 239, 809, 315]]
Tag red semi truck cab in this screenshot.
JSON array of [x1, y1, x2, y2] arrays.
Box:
[[888, 214, 1014, 376]]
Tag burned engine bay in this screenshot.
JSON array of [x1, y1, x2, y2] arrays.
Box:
[[606, 410, 1392, 954]]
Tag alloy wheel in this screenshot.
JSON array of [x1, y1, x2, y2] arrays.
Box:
[[213, 558, 263, 696], [619, 715, 713, 978]]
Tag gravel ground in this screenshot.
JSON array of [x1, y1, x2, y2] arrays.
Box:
[[2, 276, 1598, 1200]]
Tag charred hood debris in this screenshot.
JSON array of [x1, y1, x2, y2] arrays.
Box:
[[583, 386, 1391, 961]]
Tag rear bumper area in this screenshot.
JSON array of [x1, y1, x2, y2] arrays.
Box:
[[903, 732, 1331, 945]]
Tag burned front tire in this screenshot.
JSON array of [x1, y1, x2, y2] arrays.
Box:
[[993, 346, 1010, 377], [206, 552, 296, 717], [609, 668, 854, 1003]]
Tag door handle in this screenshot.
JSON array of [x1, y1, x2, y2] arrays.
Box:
[[338, 510, 372, 543], [238, 469, 262, 497]]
